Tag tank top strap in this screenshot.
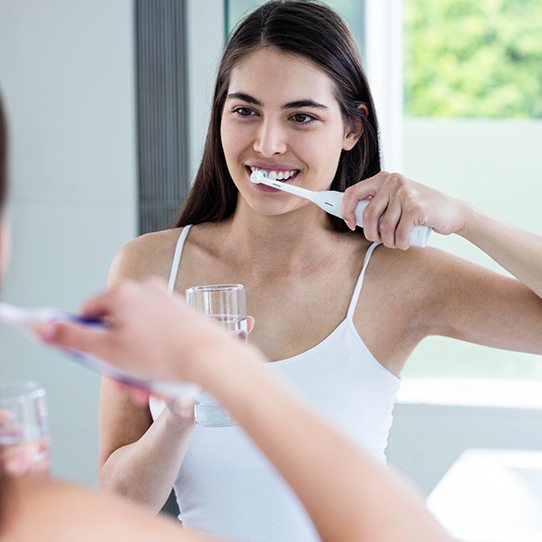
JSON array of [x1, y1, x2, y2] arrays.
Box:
[[167, 225, 193, 294], [346, 242, 380, 320]]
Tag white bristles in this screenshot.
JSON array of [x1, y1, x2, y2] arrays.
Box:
[[250, 170, 267, 184]]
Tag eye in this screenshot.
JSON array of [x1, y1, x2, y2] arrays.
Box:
[[233, 106, 258, 117], [290, 113, 317, 124]]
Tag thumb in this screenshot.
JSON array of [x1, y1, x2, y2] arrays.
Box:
[[246, 315, 256, 335]]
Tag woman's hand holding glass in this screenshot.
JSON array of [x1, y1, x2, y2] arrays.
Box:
[[185, 284, 248, 427], [113, 381, 196, 430], [0, 381, 50, 477], [112, 284, 254, 427]]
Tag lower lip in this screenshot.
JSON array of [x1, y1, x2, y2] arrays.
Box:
[[254, 183, 282, 193]]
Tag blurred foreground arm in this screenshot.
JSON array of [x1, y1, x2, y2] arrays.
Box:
[[4, 476, 217, 542], [37, 279, 451, 542]]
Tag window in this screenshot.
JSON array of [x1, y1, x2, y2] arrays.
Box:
[[402, 0, 542, 379]]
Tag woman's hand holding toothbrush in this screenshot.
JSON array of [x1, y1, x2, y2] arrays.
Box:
[[341, 171, 471, 249]]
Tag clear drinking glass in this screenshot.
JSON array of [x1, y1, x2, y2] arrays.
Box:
[[0, 380, 50, 476], [185, 284, 247, 427]]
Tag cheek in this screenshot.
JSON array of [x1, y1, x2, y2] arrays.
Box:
[[220, 117, 249, 160], [301, 129, 345, 169], [220, 113, 233, 150]]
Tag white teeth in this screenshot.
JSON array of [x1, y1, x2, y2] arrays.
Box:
[[249, 167, 299, 181], [282, 170, 297, 180]]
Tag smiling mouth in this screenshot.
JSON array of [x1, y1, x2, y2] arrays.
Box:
[[246, 166, 300, 182]]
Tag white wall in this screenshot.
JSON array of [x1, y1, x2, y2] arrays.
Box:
[[0, 0, 137, 484]]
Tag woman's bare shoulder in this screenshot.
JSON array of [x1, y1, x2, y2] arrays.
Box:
[[368, 243, 509, 313], [4, 477, 213, 542], [371, 244, 472, 280], [361, 244, 481, 315], [109, 227, 184, 285]]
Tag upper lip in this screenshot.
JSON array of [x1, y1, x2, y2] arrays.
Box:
[[246, 163, 301, 171]]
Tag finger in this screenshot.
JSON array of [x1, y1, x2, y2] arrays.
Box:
[[175, 398, 195, 417], [179, 400, 195, 423], [0, 410, 13, 425], [3, 455, 31, 476], [379, 198, 402, 248], [33, 319, 110, 355], [78, 289, 119, 320], [362, 190, 389, 243], [80, 280, 148, 320], [3, 442, 40, 476], [341, 177, 381, 229], [395, 214, 415, 251], [130, 388, 152, 406], [246, 316, 255, 335], [165, 397, 196, 424]]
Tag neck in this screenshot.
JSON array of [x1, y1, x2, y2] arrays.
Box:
[[225, 200, 338, 275]]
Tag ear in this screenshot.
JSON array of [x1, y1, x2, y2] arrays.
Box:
[[342, 103, 369, 151]]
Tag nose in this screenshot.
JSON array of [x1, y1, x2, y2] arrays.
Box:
[[253, 118, 287, 157]]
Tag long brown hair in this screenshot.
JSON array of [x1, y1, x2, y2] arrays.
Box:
[[176, 0, 380, 231]]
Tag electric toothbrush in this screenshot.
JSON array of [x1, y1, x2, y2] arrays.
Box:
[[0, 302, 199, 398], [250, 170, 432, 247]]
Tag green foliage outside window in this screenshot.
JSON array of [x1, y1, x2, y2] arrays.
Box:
[[404, 0, 542, 118]]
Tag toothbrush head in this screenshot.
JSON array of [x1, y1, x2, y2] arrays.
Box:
[[250, 170, 267, 184]]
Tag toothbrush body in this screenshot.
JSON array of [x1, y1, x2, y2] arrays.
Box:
[[0, 303, 199, 398], [250, 171, 431, 247]]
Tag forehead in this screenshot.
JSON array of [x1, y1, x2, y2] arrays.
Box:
[[228, 47, 339, 108]]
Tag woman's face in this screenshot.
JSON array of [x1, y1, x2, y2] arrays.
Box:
[[220, 47, 361, 218]]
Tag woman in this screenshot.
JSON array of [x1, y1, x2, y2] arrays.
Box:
[[0, 90, 452, 542], [100, 1, 542, 541]]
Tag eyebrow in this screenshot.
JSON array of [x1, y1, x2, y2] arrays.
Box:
[[226, 92, 329, 110]]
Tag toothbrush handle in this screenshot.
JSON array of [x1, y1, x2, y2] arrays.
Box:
[[353, 201, 432, 248]]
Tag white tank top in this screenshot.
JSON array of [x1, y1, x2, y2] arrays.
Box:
[[150, 225, 400, 542]]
